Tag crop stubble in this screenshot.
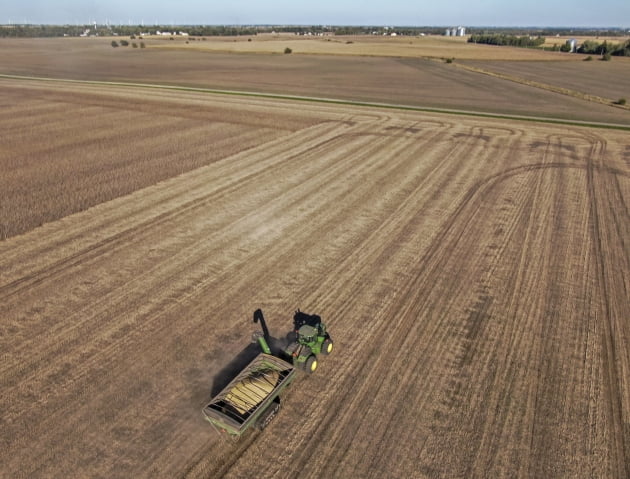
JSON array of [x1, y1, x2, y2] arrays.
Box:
[[0, 79, 320, 239], [0, 83, 629, 478]]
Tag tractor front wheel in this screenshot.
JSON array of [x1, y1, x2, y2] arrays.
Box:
[[305, 355, 318, 373], [322, 338, 333, 355]]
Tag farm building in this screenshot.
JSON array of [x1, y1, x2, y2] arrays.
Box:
[[445, 27, 466, 36]]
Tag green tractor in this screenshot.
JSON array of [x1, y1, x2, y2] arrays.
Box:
[[253, 308, 333, 373]]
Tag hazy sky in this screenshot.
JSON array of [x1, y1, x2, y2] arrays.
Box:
[[3, 0, 629, 27]]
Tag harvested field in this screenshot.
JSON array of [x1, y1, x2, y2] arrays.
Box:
[[0, 78, 321, 238], [462, 59, 630, 105], [2, 38, 630, 125], [1, 81, 629, 478], [148, 33, 576, 61]]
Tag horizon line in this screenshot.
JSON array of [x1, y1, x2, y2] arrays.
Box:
[[1, 23, 629, 29]]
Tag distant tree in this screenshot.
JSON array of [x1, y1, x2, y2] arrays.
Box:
[[284, 47, 292, 54], [119, 39, 129, 46], [583, 55, 593, 61], [140, 42, 146, 48], [111, 40, 119, 47], [132, 42, 138, 48], [614, 98, 626, 105], [601, 52, 612, 61], [578, 40, 600, 54], [559, 42, 572, 52], [612, 39, 630, 56]]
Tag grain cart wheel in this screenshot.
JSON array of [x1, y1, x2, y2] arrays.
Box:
[[305, 355, 318, 373], [321, 338, 333, 355]]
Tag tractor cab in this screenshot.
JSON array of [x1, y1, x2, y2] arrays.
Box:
[[294, 310, 321, 330], [296, 324, 318, 345], [293, 310, 327, 339]]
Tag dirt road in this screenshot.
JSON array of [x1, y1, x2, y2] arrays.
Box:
[[1, 89, 628, 478]]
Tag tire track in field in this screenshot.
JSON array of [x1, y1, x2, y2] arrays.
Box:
[[314, 127, 531, 479], [583, 132, 629, 478], [328, 133, 556, 478], [252, 127, 628, 478], [0, 120, 382, 468], [179, 121, 457, 478], [0, 120, 381, 387], [144, 120, 463, 477], [0, 119, 449, 477], [163, 118, 462, 478], [468, 136, 578, 478], [51, 122, 450, 478], [3, 109, 628, 478], [406, 131, 627, 477], [127, 120, 455, 478], [0, 120, 347, 299], [0, 121, 363, 393], [398, 132, 620, 476], [226, 125, 524, 478]]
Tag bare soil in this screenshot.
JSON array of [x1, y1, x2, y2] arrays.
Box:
[[1, 38, 630, 125], [1, 82, 629, 478], [462, 59, 630, 104]]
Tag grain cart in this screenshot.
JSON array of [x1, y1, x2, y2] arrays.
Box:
[[202, 308, 333, 438], [202, 353, 296, 438]]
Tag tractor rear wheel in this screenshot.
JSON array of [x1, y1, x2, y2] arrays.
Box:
[[321, 338, 333, 355], [305, 355, 318, 373]]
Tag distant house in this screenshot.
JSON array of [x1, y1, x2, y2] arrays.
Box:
[[566, 38, 578, 52]]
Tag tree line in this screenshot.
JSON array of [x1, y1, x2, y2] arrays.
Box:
[[467, 34, 545, 48], [0, 24, 264, 38], [577, 39, 630, 56], [0, 24, 451, 38]]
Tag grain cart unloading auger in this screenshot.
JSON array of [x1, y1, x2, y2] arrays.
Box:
[[202, 309, 333, 438]]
